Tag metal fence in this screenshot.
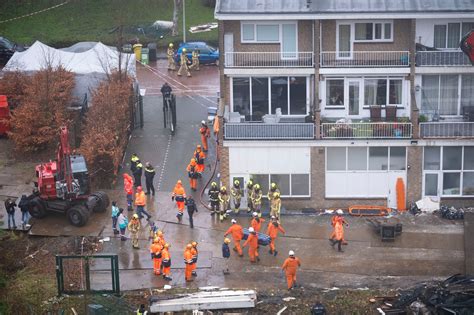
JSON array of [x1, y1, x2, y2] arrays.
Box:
[[224, 123, 314, 140], [320, 51, 410, 67], [416, 51, 471, 66], [420, 122, 474, 138], [321, 122, 413, 139], [224, 52, 314, 68]]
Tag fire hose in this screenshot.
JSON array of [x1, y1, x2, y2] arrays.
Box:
[[198, 137, 219, 211]]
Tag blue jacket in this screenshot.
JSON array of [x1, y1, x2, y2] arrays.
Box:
[[111, 205, 119, 218], [222, 243, 230, 258]]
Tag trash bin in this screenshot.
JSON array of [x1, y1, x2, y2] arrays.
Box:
[[141, 48, 149, 65], [132, 44, 143, 62], [147, 43, 157, 62]]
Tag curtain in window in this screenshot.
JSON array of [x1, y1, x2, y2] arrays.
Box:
[[389, 80, 402, 105], [439, 75, 458, 115], [461, 74, 474, 112], [462, 23, 474, 37], [447, 23, 461, 48], [434, 25, 447, 48], [421, 75, 439, 114]]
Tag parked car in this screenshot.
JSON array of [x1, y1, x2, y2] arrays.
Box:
[[174, 41, 219, 65], [0, 37, 27, 64]]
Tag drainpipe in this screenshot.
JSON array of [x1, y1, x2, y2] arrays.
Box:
[[409, 18, 419, 139]]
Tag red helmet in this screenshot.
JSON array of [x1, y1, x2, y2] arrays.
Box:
[[137, 186, 143, 192]]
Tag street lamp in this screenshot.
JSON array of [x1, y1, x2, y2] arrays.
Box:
[[182, 0, 186, 43]]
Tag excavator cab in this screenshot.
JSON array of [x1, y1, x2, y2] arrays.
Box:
[[71, 154, 90, 195]]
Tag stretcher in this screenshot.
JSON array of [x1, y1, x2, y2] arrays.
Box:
[[348, 205, 391, 216], [242, 228, 271, 246]]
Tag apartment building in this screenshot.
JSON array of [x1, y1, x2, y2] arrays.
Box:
[[214, 0, 474, 209]]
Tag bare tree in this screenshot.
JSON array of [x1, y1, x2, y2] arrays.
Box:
[[172, 0, 182, 36]]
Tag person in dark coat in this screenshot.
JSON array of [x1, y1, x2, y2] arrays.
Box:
[[222, 238, 231, 275], [133, 161, 143, 188], [18, 194, 30, 228], [185, 196, 198, 228], [4, 198, 17, 229], [144, 162, 156, 195]]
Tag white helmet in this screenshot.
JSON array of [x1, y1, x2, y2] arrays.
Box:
[[289, 250, 295, 256], [248, 227, 255, 232], [336, 209, 343, 215], [252, 212, 258, 217], [201, 120, 206, 125], [271, 215, 276, 219], [231, 219, 237, 223]]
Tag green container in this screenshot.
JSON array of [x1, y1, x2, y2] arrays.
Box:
[[141, 48, 149, 65]]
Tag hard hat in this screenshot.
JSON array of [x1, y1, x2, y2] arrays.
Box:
[[153, 237, 159, 243], [289, 250, 295, 256], [254, 184, 260, 190], [133, 214, 139, 219], [201, 120, 206, 125], [197, 144, 201, 149], [252, 212, 258, 217], [248, 179, 253, 185], [271, 215, 276, 220], [211, 181, 217, 187], [336, 209, 343, 215], [190, 158, 196, 163], [271, 182, 277, 189], [191, 241, 197, 247], [248, 227, 255, 233], [157, 230, 163, 237], [146, 162, 151, 167], [164, 243, 170, 248], [274, 192, 280, 198], [231, 219, 237, 223], [182, 48, 187, 53], [137, 186, 142, 192], [221, 186, 226, 191], [234, 179, 240, 186], [224, 238, 231, 244], [169, 43, 173, 48], [186, 243, 193, 249], [177, 180, 182, 184]]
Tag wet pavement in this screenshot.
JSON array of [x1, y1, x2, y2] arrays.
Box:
[[0, 60, 468, 292]]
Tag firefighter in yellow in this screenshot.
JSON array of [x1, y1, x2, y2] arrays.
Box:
[[177, 48, 191, 77], [167, 43, 176, 71], [190, 47, 200, 71]]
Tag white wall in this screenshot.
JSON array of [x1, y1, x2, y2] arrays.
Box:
[[416, 19, 474, 47]]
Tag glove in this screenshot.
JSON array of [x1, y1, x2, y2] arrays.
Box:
[[171, 196, 175, 201], [151, 253, 154, 259]]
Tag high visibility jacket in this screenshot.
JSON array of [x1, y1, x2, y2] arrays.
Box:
[[282, 257, 301, 275], [334, 221, 344, 241], [167, 48, 174, 57], [243, 233, 258, 248], [267, 222, 285, 239], [128, 219, 140, 233], [187, 161, 197, 178], [150, 243, 162, 257], [162, 248, 171, 267], [184, 249, 194, 265], [124, 174, 134, 195], [251, 217, 265, 233], [131, 155, 140, 172], [200, 126, 210, 138], [271, 198, 281, 212], [172, 184, 186, 201], [208, 187, 220, 202], [231, 186, 242, 199], [251, 189, 262, 204], [219, 191, 230, 203], [180, 52, 189, 65], [192, 50, 199, 59], [267, 187, 280, 200], [225, 224, 244, 241], [194, 150, 205, 165], [144, 166, 155, 180], [135, 191, 146, 206]]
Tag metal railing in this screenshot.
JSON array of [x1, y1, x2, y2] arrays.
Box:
[[420, 122, 474, 138], [224, 123, 314, 140], [320, 51, 410, 67], [321, 122, 413, 139], [415, 51, 471, 66], [224, 52, 314, 68]]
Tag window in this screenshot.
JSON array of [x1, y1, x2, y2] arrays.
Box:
[[443, 173, 460, 195], [327, 147, 346, 171], [389, 80, 402, 105], [390, 147, 406, 170], [425, 174, 439, 196], [232, 77, 250, 116], [241, 22, 294, 43], [421, 75, 461, 116], [250, 174, 269, 194], [369, 147, 389, 170], [354, 22, 392, 41], [464, 147, 474, 170], [348, 147, 367, 171], [251, 173, 309, 197], [256, 25, 279, 41], [463, 173, 474, 195], [270, 174, 290, 195], [443, 146, 462, 170], [461, 74, 474, 113], [291, 174, 310, 196], [326, 80, 344, 106], [434, 25, 447, 48], [434, 22, 474, 49], [251, 77, 269, 120], [289, 77, 306, 114], [424, 147, 441, 170], [271, 77, 288, 115], [242, 24, 255, 41], [365, 79, 387, 106], [447, 23, 461, 48]]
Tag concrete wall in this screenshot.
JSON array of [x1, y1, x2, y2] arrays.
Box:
[[416, 18, 474, 47]]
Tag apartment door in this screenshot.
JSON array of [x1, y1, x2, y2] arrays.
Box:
[[347, 79, 362, 117], [232, 174, 248, 210], [281, 23, 297, 59], [224, 33, 234, 67], [337, 24, 352, 59]]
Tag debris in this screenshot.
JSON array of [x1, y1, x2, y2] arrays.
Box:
[[366, 218, 402, 241], [369, 298, 376, 303], [282, 297, 295, 302], [189, 22, 218, 33], [349, 205, 390, 216], [276, 306, 287, 315], [98, 237, 110, 243], [323, 209, 334, 215], [440, 205, 465, 220], [310, 302, 326, 315], [164, 285, 172, 290], [323, 287, 340, 292], [415, 197, 439, 213]]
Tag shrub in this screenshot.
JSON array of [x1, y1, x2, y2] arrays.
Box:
[[0, 71, 28, 108]]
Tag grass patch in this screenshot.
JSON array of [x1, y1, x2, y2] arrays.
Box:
[[0, 0, 217, 47]]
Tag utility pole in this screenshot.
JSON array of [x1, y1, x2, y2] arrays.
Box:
[[182, 0, 186, 43]]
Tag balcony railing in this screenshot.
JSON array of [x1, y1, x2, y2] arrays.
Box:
[[416, 51, 471, 66], [224, 52, 314, 68], [321, 122, 413, 139], [320, 51, 410, 67], [224, 123, 314, 140], [420, 122, 474, 138]]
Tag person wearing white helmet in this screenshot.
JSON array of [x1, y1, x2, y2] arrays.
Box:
[[224, 219, 244, 256], [267, 216, 285, 256], [167, 43, 176, 71], [281, 250, 301, 290], [251, 211, 265, 233], [199, 120, 210, 152], [243, 226, 260, 262], [330, 209, 349, 248]]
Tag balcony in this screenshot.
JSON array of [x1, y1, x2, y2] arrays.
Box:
[[321, 122, 413, 139], [224, 52, 314, 68], [320, 51, 410, 68], [420, 122, 474, 138], [415, 51, 471, 67], [224, 122, 314, 140]]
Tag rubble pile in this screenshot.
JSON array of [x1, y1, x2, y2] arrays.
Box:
[[439, 206, 466, 220]]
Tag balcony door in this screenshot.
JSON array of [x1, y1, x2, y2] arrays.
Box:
[[347, 79, 362, 117], [281, 23, 297, 59], [337, 23, 352, 59], [224, 33, 234, 67]]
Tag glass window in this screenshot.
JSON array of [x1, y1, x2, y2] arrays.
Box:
[[447, 23, 461, 48], [463, 172, 474, 195], [355, 23, 372, 40], [242, 24, 254, 41], [462, 23, 474, 36], [270, 174, 290, 196], [375, 23, 382, 40], [271, 77, 288, 115], [443, 173, 461, 195], [443, 147, 462, 170], [251, 174, 269, 194], [424, 147, 440, 170], [291, 174, 310, 196], [421, 75, 439, 114], [464, 147, 474, 170], [425, 174, 438, 196], [390, 147, 406, 170], [327, 147, 346, 171], [348, 147, 367, 170], [365, 79, 387, 106], [384, 23, 392, 39], [434, 25, 447, 48], [369, 147, 388, 170], [389, 80, 402, 105], [232, 77, 250, 116], [251, 77, 269, 119], [439, 75, 458, 115], [256, 24, 279, 41], [326, 80, 344, 106], [461, 74, 474, 112], [289, 77, 307, 115]]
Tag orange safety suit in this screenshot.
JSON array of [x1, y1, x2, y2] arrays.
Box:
[[184, 249, 194, 281], [243, 232, 259, 262], [172, 183, 186, 212], [123, 173, 134, 195], [334, 220, 344, 241], [194, 149, 206, 174], [224, 224, 244, 256], [150, 242, 163, 275], [199, 125, 210, 152], [161, 248, 171, 277], [190, 246, 198, 273], [330, 215, 347, 243], [251, 217, 265, 233], [135, 190, 146, 206], [187, 160, 198, 190], [282, 257, 301, 289], [267, 222, 285, 253]]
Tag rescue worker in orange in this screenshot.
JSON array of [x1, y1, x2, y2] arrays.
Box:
[[267, 216, 285, 256], [135, 186, 152, 220], [186, 158, 198, 191], [199, 120, 210, 152], [330, 219, 346, 252], [172, 180, 186, 222], [190, 241, 198, 276], [161, 243, 172, 281], [251, 212, 265, 233], [123, 173, 134, 211], [194, 145, 206, 177], [281, 250, 301, 290], [330, 209, 349, 245], [224, 219, 244, 257], [243, 227, 259, 263], [184, 243, 194, 282], [150, 237, 163, 275]]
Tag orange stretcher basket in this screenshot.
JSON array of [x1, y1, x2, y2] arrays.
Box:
[[348, 205, 391, 216]]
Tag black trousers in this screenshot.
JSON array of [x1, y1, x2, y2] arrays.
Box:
[[146, 179, 155, 195], [134, 174, 142, 187], [187, 211, 194, 228], [331, 239, 342, 251], [210, 201, 219, 213]]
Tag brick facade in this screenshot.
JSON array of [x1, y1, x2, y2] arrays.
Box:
[[406, 145, 423, 203]]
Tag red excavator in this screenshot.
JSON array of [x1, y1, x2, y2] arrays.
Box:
[[27, 126, 109, 226]]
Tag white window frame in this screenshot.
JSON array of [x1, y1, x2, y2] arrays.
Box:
[[353, 21, 393, 43], [240, 21, 298, 45], [433, 22, 474, 50], [421, 74, 468, 117], [362, 77, 404, 108], [250, 173, 311, 198]]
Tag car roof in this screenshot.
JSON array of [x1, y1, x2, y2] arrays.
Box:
[[180, 42, 207, 48]]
